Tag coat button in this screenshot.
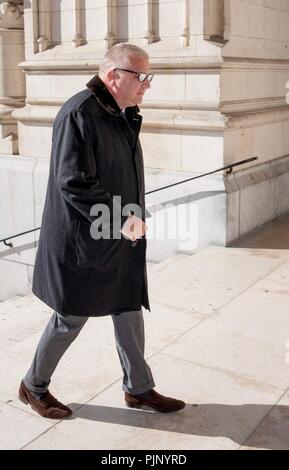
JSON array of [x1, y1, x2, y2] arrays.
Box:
[[131, 241, 138, 247]]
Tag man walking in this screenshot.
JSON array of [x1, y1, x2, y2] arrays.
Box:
[[19, 43, 185, 419]]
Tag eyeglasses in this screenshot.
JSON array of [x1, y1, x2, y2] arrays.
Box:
[[113, 68, 154, 83]]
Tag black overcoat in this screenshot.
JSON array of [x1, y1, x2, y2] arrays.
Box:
[[32, 76, 150, 316]]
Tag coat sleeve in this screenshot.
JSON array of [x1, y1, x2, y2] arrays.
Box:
[[53, 110, 128, 227]]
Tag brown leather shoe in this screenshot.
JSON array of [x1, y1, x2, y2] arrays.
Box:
[[125, 390, 185, 413], [18, 380, 72, 419]]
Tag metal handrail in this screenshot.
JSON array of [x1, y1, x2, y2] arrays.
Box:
[[0, 227, 41, 248], [145, 156, 257, 195], [0, 156, 257, 248]]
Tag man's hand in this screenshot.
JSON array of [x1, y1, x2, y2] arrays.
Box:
[[121, 214, 148, 241]]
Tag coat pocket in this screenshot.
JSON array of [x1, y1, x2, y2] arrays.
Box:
[[76, 220, 126, 270]]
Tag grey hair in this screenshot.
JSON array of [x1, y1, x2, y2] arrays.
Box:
[[99, 43, 149, 75]]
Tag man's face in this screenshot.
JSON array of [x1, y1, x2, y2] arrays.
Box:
[[109, 55, 151, 108]]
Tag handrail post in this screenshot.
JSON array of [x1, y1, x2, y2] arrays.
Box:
[[3, 240, 13, 248], [0, 227, 41, 247]]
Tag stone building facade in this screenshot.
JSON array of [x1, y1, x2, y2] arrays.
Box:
[[1, 0, 289, 300]]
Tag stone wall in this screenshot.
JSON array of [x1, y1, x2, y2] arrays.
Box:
[[14, 0, 224, 174], [220, 0, 289, 241]]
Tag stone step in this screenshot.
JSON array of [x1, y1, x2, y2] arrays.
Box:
[[0, 255, 189, 353], [0, 295, 52, 353], [0, 296, 50, 325], [0, 294, 40, 316], [0, 257, 185, 353], [2, 243, 288, 356], [147, 245, 289, 315], [0, 295, 22, 311], [147, 253, 191, 272]]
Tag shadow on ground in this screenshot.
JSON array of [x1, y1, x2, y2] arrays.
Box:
[[67, 402, 289, 450]]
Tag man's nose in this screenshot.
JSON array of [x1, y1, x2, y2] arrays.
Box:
[[143, 78, 151, 89]]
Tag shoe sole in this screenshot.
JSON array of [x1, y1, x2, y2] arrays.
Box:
[[125, 401, 142, 409], [125, 401, 184, 413]]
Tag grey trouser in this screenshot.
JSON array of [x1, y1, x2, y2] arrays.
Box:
[[23, 309, 155, 398]]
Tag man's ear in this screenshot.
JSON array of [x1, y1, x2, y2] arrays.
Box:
[[107, 69, 117, 83]]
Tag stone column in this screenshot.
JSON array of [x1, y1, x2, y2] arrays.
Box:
[[36, 0, 51, 52], [73, 0, 86, 47], [203, 0, 228, 45], [0, 1, 25, 154], [104, 0, 117, 49], [143, 0, 160, 45], [180, 0, 190, 47]]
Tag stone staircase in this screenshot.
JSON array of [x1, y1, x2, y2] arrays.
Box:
[[0, 211, 289, 450], [2, 238, 289, 350], [2, 237, 289, 448]]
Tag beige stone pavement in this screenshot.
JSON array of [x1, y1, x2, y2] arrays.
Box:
[[1, 213, 289, 450]]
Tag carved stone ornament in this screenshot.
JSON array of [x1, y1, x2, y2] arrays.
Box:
[[0, 2, 24, 29]]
